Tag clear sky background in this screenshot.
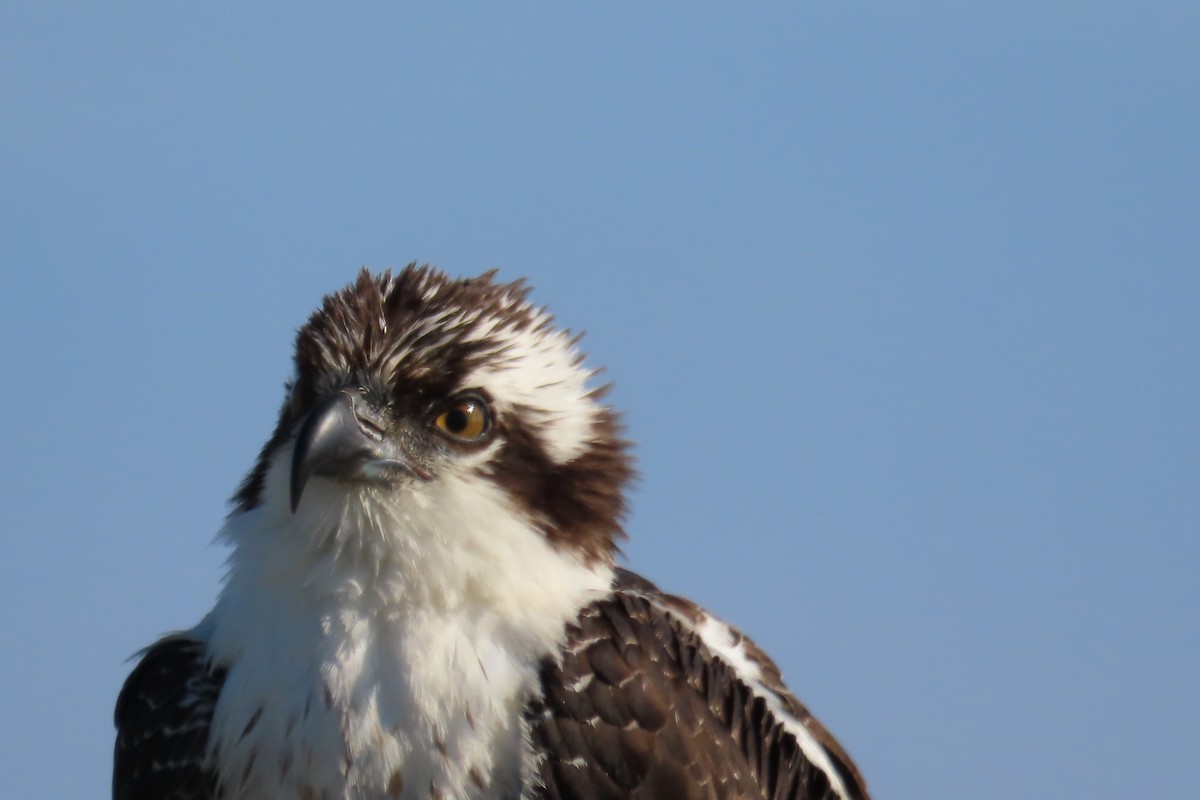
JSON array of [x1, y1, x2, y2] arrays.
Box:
[[2, 4, 1197, 798]]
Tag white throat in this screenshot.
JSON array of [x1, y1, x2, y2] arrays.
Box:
[[199, 453, 613, 800]]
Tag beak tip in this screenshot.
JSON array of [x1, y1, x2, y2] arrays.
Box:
[[289, 455, 312, 513], [288, 478, 301, 513], [289, 447, 308, 514]]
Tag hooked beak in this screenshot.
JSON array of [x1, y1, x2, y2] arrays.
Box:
[[289, 390, 430, 512]]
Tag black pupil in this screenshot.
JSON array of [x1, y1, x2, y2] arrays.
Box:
[[445, 404, 472, 433]]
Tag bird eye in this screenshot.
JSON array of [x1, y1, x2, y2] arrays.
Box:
[[434, 394, 492, 442]]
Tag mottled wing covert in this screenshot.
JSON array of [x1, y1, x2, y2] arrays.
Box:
[[528, 570, 868, 800], [114, 637, 224, 800]]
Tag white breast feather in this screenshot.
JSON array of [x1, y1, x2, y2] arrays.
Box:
[[199, 446, 612, 800]]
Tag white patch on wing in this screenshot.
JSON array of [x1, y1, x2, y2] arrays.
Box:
[[680, 612, 851, 800], [201, 445, 613, 800], [695, 616, 763, 680]]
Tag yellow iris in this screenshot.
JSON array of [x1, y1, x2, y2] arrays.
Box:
[[434, 396, 490, 440]]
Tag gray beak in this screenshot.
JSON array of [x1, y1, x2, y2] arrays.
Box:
[[289, 389, 429, 512]]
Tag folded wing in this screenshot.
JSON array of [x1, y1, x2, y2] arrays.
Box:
[[529, 569, 869, 800]]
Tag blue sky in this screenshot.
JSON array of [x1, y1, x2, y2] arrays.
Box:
[[2, 4, 1197, 798]]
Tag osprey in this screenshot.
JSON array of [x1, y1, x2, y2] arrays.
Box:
[[114, 265, 869, 800]]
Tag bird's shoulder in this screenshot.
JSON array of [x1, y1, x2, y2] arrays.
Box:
[[527, 568, 869, 800], [114, 634, 224, 800]]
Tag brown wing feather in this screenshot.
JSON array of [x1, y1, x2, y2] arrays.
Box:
[[114, 636, 225, 800], [528, 570, 869, 800]]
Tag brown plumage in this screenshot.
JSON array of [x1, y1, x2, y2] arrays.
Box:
[[114, 264, 869, 800], [530, 570, 869, 800]]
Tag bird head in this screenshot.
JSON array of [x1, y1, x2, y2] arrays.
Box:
[[230, 266, 633, 571]]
